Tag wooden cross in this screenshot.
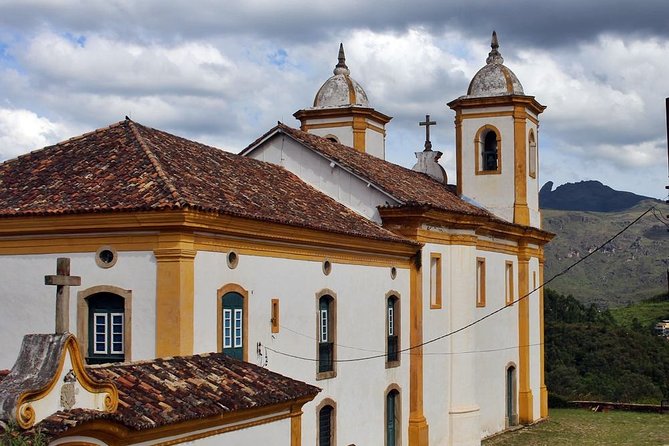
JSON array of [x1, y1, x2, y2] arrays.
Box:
[[45, 258, 81, 334], [419, 114, 437, 151]]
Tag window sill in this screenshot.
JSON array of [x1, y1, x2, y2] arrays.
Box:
[[316, 370, 337, 381], [385, 360, 401, 369]]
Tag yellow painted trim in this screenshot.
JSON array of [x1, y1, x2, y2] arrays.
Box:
[[154, 232, 196, 357], [294, 106, 392, 126], [408, 253, 429, 446], [0, 209, 419, 259], [352, 115, 367, 152], [454, 111, 463, 196], [429, 252, 442, 309], [476, 257, 486, 307], [517, 251, 533, 423], [16, 335, 118, 429], [457, 110, 540, 126], [217, 284, 250, 361], [194, 233, 414, 268], [447, 94, 546, 117], [528, 129, 537, 179], [379, 207, 554, 247], [302, 121, 353, 130], [539, 259, 548, 418], [474, 124, 502, 175], [77, 286, 132, 363], [505, 261, 514, 306], [55, 398, 313, 446], [271, 298, 280, 334], [290, 403, 303, 446], [513, 106, 529, 225]]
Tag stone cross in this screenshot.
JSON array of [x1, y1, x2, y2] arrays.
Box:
[[419, 114, 437, 151], [45, 258, 81, 334]]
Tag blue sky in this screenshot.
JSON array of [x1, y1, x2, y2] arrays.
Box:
[[0, 0, 668, 199]]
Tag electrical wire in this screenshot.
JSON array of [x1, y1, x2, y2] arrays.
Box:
[[265, 205, 658, 364]]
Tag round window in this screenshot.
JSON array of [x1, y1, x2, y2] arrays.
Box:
[[95, 246, 118, 269]]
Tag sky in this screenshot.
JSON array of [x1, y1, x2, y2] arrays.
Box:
[[0, 0, 668, 199]]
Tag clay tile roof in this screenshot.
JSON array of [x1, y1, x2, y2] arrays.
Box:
[[36, 352, 320, 435], [0, 119, 411, 244], [246, 124, 490, 217]]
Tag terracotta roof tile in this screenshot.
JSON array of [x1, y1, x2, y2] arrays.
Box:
[[245, 123, 491, 217], [0, 119, 411, 244], [36, 352, 319, 436]]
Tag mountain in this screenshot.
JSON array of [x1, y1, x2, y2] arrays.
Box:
[[539, 180, 655, 212], [541, 181, 667, 308]]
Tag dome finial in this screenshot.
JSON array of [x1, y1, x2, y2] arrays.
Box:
[[333, 43, 350, 75], [486, 30, 504, 65]]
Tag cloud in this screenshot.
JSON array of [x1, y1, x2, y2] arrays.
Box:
[[0, 108, 72, 159]]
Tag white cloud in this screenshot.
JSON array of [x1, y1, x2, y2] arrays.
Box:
[[0, 108, 71, 159]]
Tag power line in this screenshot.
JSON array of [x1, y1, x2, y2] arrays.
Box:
[[265, 205, 658, 364]]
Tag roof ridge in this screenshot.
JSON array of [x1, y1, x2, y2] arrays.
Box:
[[127, 120, 187, 207]]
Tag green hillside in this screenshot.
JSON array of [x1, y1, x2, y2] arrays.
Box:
[[542, 200, 668, 308], [609, 294, 669, 329], [545, 289, 669, 404]]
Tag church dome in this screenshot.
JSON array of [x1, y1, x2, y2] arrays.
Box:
[[313, 44, 370, 108], [467, 31, 524, 97]]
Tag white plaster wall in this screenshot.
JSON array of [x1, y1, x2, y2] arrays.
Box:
[[309, 126, 354, 148], [0, 251, 156, 368], [246, 136, 400, 223], [194, 251, 410, 446], [473, 250, 519, 438], [420, 239, 482, 446], [526, 121, 541, 228], [365, 126, 385, 159], [460, 109, 542, 228]]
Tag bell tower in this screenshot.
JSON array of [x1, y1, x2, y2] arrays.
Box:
[[294, 44, 392, 159], [448, 32, 546, 228]]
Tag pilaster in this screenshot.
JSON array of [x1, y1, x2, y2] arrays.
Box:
[[513, 106, 529, 226], [517, 246, 533, 423], [154, 232, 196, 357], [539, 258, 548, 418], [409, 253, 429, 446]]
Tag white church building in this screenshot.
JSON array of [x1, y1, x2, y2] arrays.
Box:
[[0, 33, 552, 445]]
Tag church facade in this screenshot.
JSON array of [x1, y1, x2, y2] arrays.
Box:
[[0, 33, 552, 445]]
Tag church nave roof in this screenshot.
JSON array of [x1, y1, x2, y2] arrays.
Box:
[[0, 119, 412, 244]]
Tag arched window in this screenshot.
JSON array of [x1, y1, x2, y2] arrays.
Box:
[[386, 295, 400, 365], [318, 403, 335, 446], [386, 389, 400, 446], [87, 292, 125, 364], [222, 291, 244, 360], [318, 294, 335, 376], [528, 130, 537, 178], [482, 130, 498, 171], [506, 365, 518, 427]]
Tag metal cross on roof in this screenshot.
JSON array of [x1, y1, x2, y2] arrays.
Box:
[[45, 257, 81, 334], [419, 114, 436, 151]]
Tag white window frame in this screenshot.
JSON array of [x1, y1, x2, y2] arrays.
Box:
[[93, 312, 108, 354], [234, 308, 243, 348], [110, 312, 124, 354], [388, 305, 394, 336], [223, 308, 232, 349], [320, 308, 329, 343]]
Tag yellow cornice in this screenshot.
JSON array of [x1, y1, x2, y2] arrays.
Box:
[[0, 210, 419, 260], [447, 94, 546, 116], [380, 207, 553, 247], [294, 106, 392, 125], [53, 397, 314, 445]]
